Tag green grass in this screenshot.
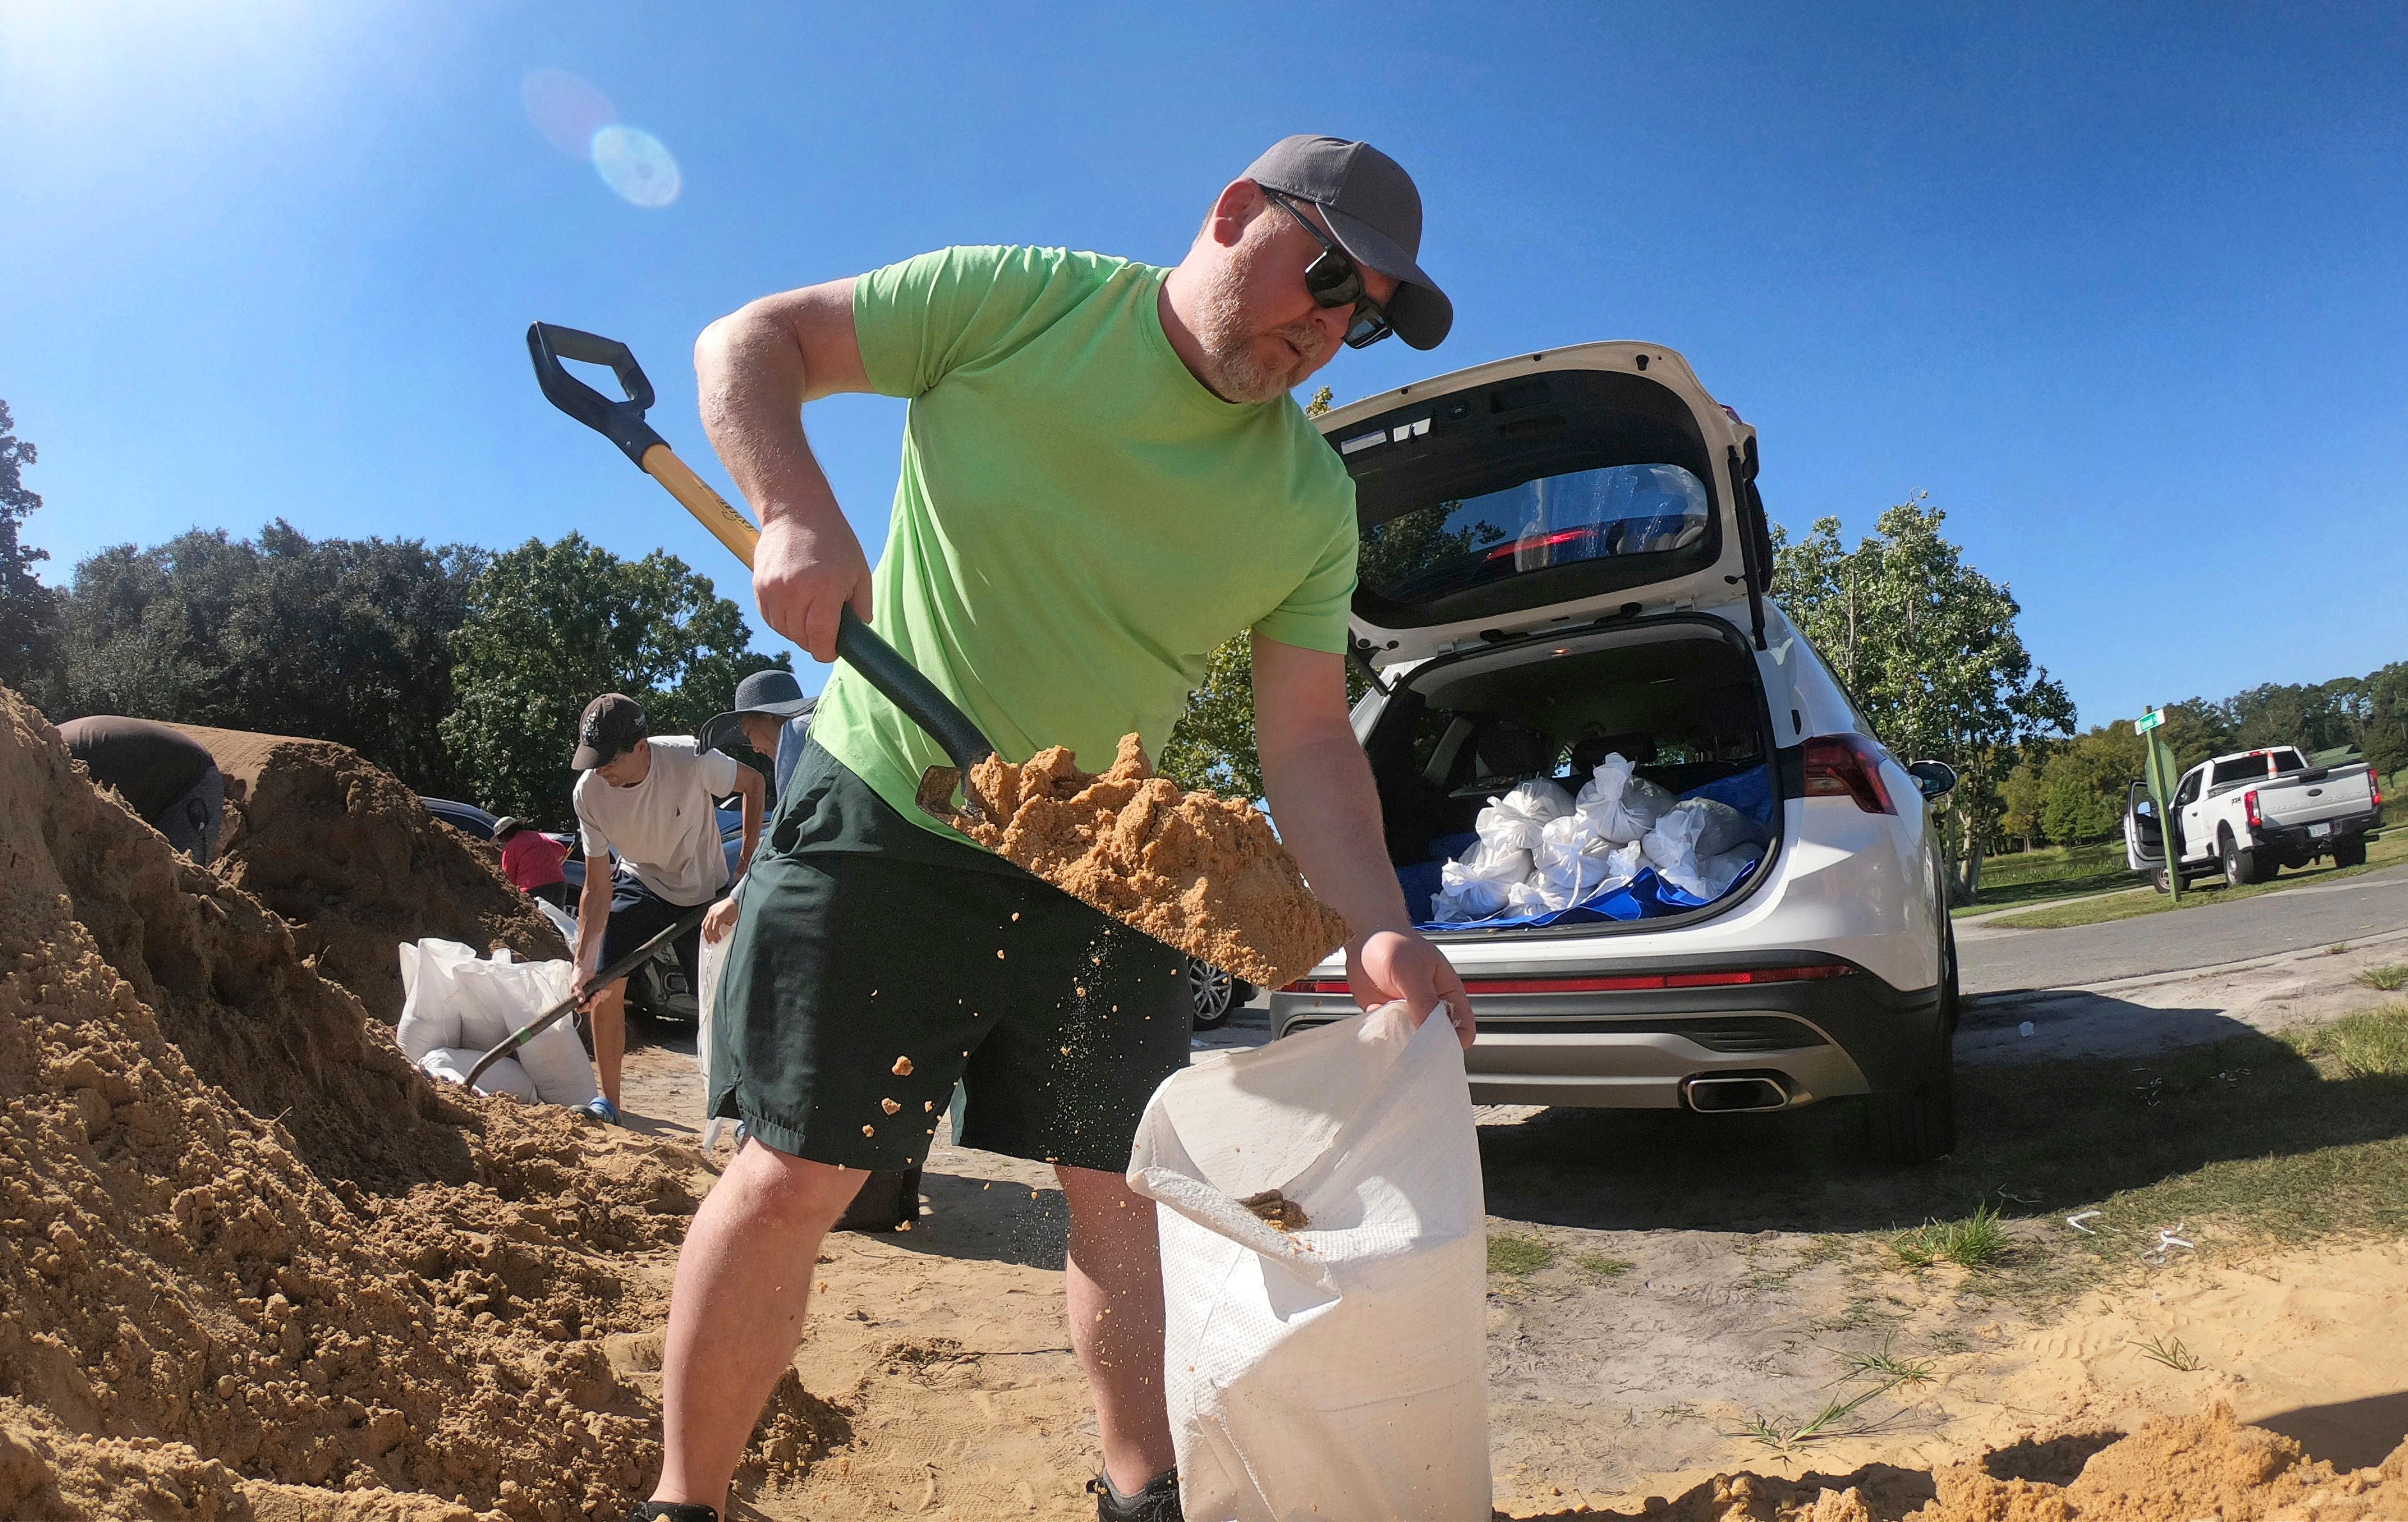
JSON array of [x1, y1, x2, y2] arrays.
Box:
[[1836, 1336, 1935, 1387], [2292, 1006, 2408, 1077], [1988, 821, 2408, 930], [1487, 1233, 1554, 1276], [1953, 839, 2140, 918], [1571, 1252, 1634, 1280], [2359, 965, 2408, 993], [1890, 1203, 2009, 1269], [1730, 1349, 1925, 1457], [2130, 1334, 2204, 1372]]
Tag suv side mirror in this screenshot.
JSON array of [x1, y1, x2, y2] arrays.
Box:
[[1905, 760, 1957, 801]]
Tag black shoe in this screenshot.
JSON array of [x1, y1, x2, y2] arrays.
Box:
[[627, 1505, 717, 1522], [1087, 1468, 1181, 1521]]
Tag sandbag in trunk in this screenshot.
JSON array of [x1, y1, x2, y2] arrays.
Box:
[[1128, 1003, 1490, 1522]]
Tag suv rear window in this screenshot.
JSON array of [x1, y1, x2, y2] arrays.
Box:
[[1361, 463, 1710, 605]]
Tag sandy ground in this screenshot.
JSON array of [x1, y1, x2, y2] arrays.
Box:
[[602, 922, 2408, 1517]]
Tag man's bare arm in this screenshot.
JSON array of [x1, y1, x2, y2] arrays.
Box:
[[694, 279, 874, 661], [1252, 634, 1471, 1045], [573, 854, 613, 999]]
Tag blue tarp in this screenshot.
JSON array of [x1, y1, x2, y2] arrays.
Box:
[[1406, 762, 1774, 932]]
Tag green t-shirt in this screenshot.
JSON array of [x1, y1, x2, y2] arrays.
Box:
[[812, 244, 1360, 838]]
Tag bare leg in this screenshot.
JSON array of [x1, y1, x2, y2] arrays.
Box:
[[1057, 1164, 1175, 1493], [650, 1139, 866, 1510], [590, 978, 627, 1106]]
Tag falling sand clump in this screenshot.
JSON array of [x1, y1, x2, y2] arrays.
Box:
[[932, 734, 1347, 990], [1507, 1404, 2407, 1521], [0, 685, 830, 1520], [168, 725, 567, 1023]]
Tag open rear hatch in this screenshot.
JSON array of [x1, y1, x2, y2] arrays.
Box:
[[1317, 342, 1776, 668]]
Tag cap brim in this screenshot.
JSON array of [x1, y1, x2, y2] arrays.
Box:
[[1319, 204, 1453, 350], [571, 741, 613, 771]]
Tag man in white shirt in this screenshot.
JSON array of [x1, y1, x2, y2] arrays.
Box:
[[570, 693, 765, 1122]]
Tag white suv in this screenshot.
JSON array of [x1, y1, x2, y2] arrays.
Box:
[[1271, 342, 1963, 1164]]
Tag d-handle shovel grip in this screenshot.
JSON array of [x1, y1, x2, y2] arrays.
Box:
[[526, 321, 995, 780]]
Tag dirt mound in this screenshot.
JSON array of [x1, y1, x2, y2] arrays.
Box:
[[945, 733, 1347, 988], [0, 685, 818, 1519], [1510, 1404, 2407, 1521], [169, 725, 567, 1023]]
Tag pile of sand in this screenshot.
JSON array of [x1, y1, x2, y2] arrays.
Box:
[[939, 734, 1347, 989], [170, 725, 567, 1022], [0, 686, 823, 1519], [1508, 1404, 2407, 1521]]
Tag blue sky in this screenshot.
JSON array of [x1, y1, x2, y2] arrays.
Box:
[[4, 3, 2404, 729]]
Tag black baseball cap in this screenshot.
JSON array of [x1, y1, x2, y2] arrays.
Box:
[[571, 693, 647, 771], [702, 668, 815, 755], [1243, 134, 1452, 350]]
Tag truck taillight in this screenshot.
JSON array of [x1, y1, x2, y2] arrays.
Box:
[[2244, 790, 2262, 829], [1802, 734, 1898, 814], [2373, 776, 2384, 810]]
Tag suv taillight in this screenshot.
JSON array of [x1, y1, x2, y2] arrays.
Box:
[[2244, 789, 2262, 829], [1802, 734, 1898, 815]]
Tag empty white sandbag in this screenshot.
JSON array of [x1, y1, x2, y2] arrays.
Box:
[[415, 1047, 539, 1102], [1473, 779, 1573, 854], [397, 939, 598, 1107], [1574, 754, 1675, 844]]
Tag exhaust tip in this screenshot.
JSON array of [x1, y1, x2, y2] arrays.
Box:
[[1682, 1074, 1790, 1113]]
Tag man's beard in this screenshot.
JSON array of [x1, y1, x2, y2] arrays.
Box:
[[1190, 233, 1327, 403]]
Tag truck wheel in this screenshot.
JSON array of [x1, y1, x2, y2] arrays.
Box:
[[2220, 831, 2262, 888], [2151, 867, 2170, 895], [2335, 836, 2368, 868]]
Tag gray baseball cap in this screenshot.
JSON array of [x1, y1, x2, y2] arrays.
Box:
[[1243, 134, 1452, 350]]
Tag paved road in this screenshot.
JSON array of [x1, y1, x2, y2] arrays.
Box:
[[1958, 862, 2408, 995]]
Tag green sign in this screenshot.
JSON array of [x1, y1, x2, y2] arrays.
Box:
[[2136, 707, 2165, 734]]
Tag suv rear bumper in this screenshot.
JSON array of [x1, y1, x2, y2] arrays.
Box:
[[1270, 955, 1941, 1111]]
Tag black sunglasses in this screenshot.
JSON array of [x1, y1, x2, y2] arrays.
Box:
[[1262, 189, 1395, 349]]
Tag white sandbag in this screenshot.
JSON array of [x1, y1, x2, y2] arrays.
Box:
[[1662, 845, 1760, 902], [1503, 878, 1551, 918], [1572, 754, 1674, 844], [1639, 803, 1708, 875], [693, 928, 739, 1149], [1661, 796, 1770, 859], [415, 1047, 539, 1102], [1129, 1003, 1491, 1522], [1472, 779, 1573, 854], [397, 939, 597, 1108], [1433, 842, 1530, 921]]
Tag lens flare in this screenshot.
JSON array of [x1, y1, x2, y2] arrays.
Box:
[[591, 125, 680, 208], [521, 68, 616, 158]]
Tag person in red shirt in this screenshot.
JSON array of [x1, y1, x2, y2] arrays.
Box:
[[493, 816, 572, 909]]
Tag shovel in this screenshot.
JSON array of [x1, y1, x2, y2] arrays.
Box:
[[461, 899, 711, 1092]]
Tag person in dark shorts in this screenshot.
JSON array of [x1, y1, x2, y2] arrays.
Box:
[[59, 716, 224, 866], [633, 137, 1474, 1522], [568, 693, 763, 1125]]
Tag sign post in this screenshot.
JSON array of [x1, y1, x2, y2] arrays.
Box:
[[2138, 707, 2182, 902]]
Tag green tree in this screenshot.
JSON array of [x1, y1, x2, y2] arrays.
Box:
[[1772, 493, 2075, 901], [2034, 719, 2144, 844], [0, 401, 63, 706], [441, 534, 788, 822], [1998, 757, 2046, 850], [54, 520, 486, 791], [2365, 663, 2408, 778]]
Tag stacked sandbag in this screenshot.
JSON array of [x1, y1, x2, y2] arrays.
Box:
[[1426, 757, 1768, 925]]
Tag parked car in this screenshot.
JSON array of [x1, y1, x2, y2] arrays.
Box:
[[2124, 748, 2384, 891], [1186, 959, 1257, 1029], [1264, 342, 1962, 1164], [418, 794, 750, 1020]]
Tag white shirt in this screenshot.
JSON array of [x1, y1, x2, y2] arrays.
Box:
[[572, 737, 742, 906]]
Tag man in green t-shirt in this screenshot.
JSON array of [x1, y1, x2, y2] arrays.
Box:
[[633, 136, 1472, 1522]]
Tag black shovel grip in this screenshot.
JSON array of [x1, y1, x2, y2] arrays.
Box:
[[836, 607, 995, 776], [528, 321, 670, 466]]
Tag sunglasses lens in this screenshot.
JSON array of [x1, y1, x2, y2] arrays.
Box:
[[1344, 309, 1393, 348], [1303, 249, 1361, 309]]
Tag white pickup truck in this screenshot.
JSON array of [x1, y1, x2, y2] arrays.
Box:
[[2124, 747, 2385, 891]]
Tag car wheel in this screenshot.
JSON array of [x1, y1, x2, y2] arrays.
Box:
[[2334, 836, 2368, 868], [1864, 1018, 1956, 1166], [1187, 958, 1237, 1029]]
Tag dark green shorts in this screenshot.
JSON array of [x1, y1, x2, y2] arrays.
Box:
[[709, 739, 1191, 1172]]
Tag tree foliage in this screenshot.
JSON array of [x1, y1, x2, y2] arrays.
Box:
[[441, 534, 786, 824], [0, 401, 63, 705], [1771, 494, 2075, 898], [53, 520, 487, 792]]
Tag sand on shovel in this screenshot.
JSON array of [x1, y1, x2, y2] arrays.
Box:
[[168, 725, 567, 1023], [928, 734, 1347, 990], [0, 684, 829, 1520]]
